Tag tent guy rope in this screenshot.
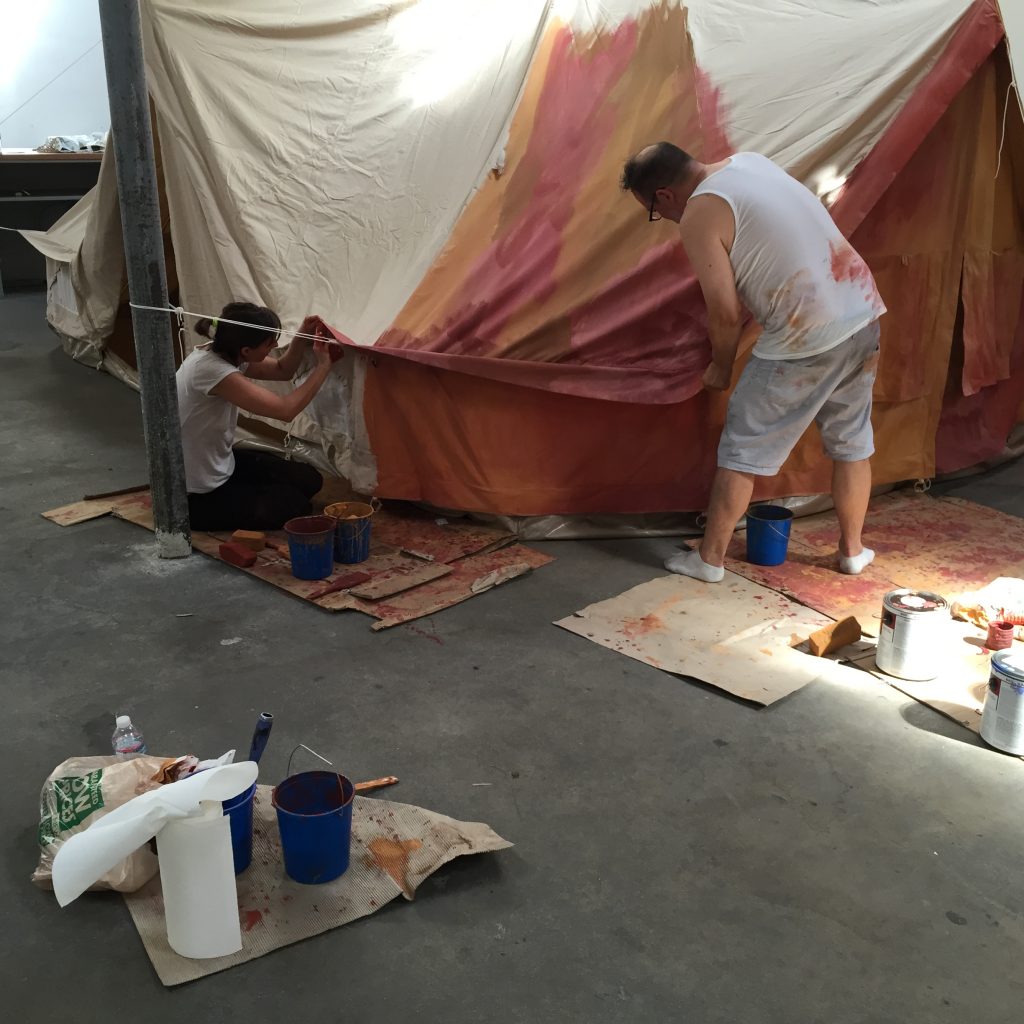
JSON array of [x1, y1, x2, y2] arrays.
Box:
[[128, 303, 348, 347]]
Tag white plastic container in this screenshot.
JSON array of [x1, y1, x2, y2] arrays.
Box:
[[980, 649, 1024, 754]]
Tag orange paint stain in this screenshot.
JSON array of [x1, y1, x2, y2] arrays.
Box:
[[364, 837, 424, 897], [621, 594, 682, 639], [621, 612, 664, 639]]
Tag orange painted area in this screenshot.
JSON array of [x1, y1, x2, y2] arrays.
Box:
[[364, 837, 423, 897]]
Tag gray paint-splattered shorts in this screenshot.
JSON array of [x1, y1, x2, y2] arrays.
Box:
[[718, 320, 881, 476]]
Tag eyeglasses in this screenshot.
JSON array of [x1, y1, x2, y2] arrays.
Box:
[[648, 193, 663, 222]]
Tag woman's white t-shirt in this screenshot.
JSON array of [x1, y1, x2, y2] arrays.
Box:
[[176, 346, 247, 494]]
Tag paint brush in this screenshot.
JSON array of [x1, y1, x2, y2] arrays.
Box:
[[246, 712, 274, 764]]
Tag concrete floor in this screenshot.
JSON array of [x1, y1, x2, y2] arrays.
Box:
[[4, 290, 1024, 1021]]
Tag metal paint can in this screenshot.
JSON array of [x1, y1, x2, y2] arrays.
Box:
[[875, 589, 948, 681], [980, 650, 1024, 755]]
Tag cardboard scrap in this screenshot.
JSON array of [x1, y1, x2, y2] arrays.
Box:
[[555, 572, 835, 705], [124, 787, 512, 986], [368, 548, 550, 630], [42, 498, 120, 527]]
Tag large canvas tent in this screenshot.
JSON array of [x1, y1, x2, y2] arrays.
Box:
[[23, 0, 1024, 518]]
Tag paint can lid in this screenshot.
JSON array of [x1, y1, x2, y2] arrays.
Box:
[[992, 649, 1024, 677], [885, 589, 947, 613]]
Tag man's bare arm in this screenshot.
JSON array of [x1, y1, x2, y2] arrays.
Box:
[[680, 195, 743, 390]]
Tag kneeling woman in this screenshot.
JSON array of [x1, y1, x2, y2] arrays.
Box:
[[176, 301, 333, 530]]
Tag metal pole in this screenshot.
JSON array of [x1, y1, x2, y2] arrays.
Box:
[[97, 0, 190, 558]]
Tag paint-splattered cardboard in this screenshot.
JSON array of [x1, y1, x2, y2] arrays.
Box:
[[555, 572, 835, 705], [42, 491, 553, 628], [124, 787, 511, 986]]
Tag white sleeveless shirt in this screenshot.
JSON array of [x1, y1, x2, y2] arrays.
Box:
[[691, 152, 885, 360]]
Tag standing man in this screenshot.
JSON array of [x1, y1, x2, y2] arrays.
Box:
[[621, 143, 885, 582]]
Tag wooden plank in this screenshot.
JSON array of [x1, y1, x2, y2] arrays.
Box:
[[349, 562, 452, 600]]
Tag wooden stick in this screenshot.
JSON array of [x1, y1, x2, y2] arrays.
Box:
[[354, 775, 399, 792], [82, 483, 149, 501]]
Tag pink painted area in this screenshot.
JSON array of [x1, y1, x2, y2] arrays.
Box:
[[830, 0, 1003, 237], [936, 293, 1024, 473], [370, 17, 735, 405], [961, 253, 1024, 396], [381, 21, 638, 362], [564, 242, 710, 399]]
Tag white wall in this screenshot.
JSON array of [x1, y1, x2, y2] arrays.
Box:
[[0, 0, 110, 149]]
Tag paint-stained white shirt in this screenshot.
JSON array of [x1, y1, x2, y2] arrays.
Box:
[[176, 346, 247, 493], [692, 152, 885, 360]]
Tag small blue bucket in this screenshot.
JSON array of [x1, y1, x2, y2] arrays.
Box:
[[745, 504, 794, 566], [272, 771, 354, 885], [284, 515, 336, 580], [324, 501, 375, 564], [222, 782, 256, 875]]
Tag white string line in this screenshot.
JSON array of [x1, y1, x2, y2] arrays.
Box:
[[994, 80, 1018, 181], [129, 301, 346, 346]]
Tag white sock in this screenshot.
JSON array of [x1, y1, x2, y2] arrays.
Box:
[[664, 547, 725, 583], [839, 547, 875, 575]]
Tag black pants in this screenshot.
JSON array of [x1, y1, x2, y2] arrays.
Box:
[[187, 451, 323, 531]]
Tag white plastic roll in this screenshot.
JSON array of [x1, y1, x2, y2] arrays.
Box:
[[156, 800, 241, 959]]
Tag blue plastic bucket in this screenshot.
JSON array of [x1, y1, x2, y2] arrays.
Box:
[[272, 771, 354, 885], [284, 515, 336, 580], [325, 501, 375, 564], [745, 504, 794, 566], [222, 782, 256, 875]]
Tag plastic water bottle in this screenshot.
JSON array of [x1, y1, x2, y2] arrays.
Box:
[[112, 714, 147, 760]]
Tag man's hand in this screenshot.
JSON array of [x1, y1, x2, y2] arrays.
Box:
[[702, 362, 732, 391]]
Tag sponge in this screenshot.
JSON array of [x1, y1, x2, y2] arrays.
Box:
[[231, 530, 266, 552], [219, 541, 258, 568]]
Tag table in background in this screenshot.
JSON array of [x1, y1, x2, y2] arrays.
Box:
[[0, 150, 103, 294]]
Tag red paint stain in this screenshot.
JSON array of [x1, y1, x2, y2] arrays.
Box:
[[241, 909, 262, 932], [828, 241, 873, 291], [408, 624, 443, 645]]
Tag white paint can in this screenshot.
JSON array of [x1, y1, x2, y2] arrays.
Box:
[[980, 649, 1024, 755], [875, 589, 948, 681]]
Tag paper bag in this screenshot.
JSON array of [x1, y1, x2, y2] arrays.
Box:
[[32, 755, 165, 894]]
